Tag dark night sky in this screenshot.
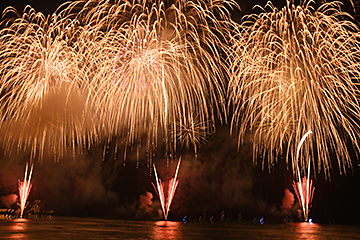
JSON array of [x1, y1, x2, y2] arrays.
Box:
[[1, 0, 360, 224]]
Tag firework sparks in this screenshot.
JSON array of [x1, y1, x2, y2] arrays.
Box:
[[293, 177, 314, 222], [152, 158, 181, 220], [292, 130, 314, 222], [153, 164, 167, 219], [0, 6, 95, 161], [84, 1, 235, 165], [0, 0, 238, 164], [172, 115, 209, 158], [69, 0, 237, 164], [18, 163, 33, 218], [229, 0, 360, 176]]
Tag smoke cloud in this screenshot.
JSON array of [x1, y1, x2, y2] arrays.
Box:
[[280, 188, 295, 214], [1, 194, 18, 208], [137, 191, 153, 218]]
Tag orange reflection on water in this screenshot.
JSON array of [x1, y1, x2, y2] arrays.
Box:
[[152, 221, 182, 240], [295, 222, 321, 240], [8, 218, 29, 240]]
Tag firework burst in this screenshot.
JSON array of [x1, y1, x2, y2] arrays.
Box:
[[1, 0, 239, 164], [172, 115, 209, 158], [0, 7, 95, 161], [71, 0, 238, 164], [229, 0, 360, 176]]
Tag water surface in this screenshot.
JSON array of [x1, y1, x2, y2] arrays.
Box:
[[1, 217, 359, 239]]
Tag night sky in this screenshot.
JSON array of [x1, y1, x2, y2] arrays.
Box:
[[1, 0, 360, 224]]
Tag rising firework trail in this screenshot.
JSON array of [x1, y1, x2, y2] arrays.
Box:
[[152, 158, 181, 220], [293, 177, 314, 222], [292, 130, 315, 222], [18, 163, 33, 218], [153, 165, 166, 219], [229, 0, 360, 176]]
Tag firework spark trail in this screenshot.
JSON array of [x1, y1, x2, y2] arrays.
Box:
[[152, 158, 181, 220], [292, 130, 314, 222], [293, 177, 315, 222], [152, 164, 167, 220], [18, 163, 33, 218], [229, 0, 360, 176], [165, 158, 181, 217]]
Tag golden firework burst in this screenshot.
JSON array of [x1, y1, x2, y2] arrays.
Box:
[[229, 0, 360, 176]]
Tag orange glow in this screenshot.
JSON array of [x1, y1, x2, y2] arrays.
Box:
[[8, 218, 29, 240], [294, 222, 321, 240], [153, 221, 182, 240]]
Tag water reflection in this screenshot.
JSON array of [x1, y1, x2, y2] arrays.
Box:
[[8, 218, 29, 239], [152, 221, 182, 240], [294, 222, 321, 240]]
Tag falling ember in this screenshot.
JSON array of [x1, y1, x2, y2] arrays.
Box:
[[18, 163, 33, 218], [152, 159, 181, 220], [293, 130, 315, 222]]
